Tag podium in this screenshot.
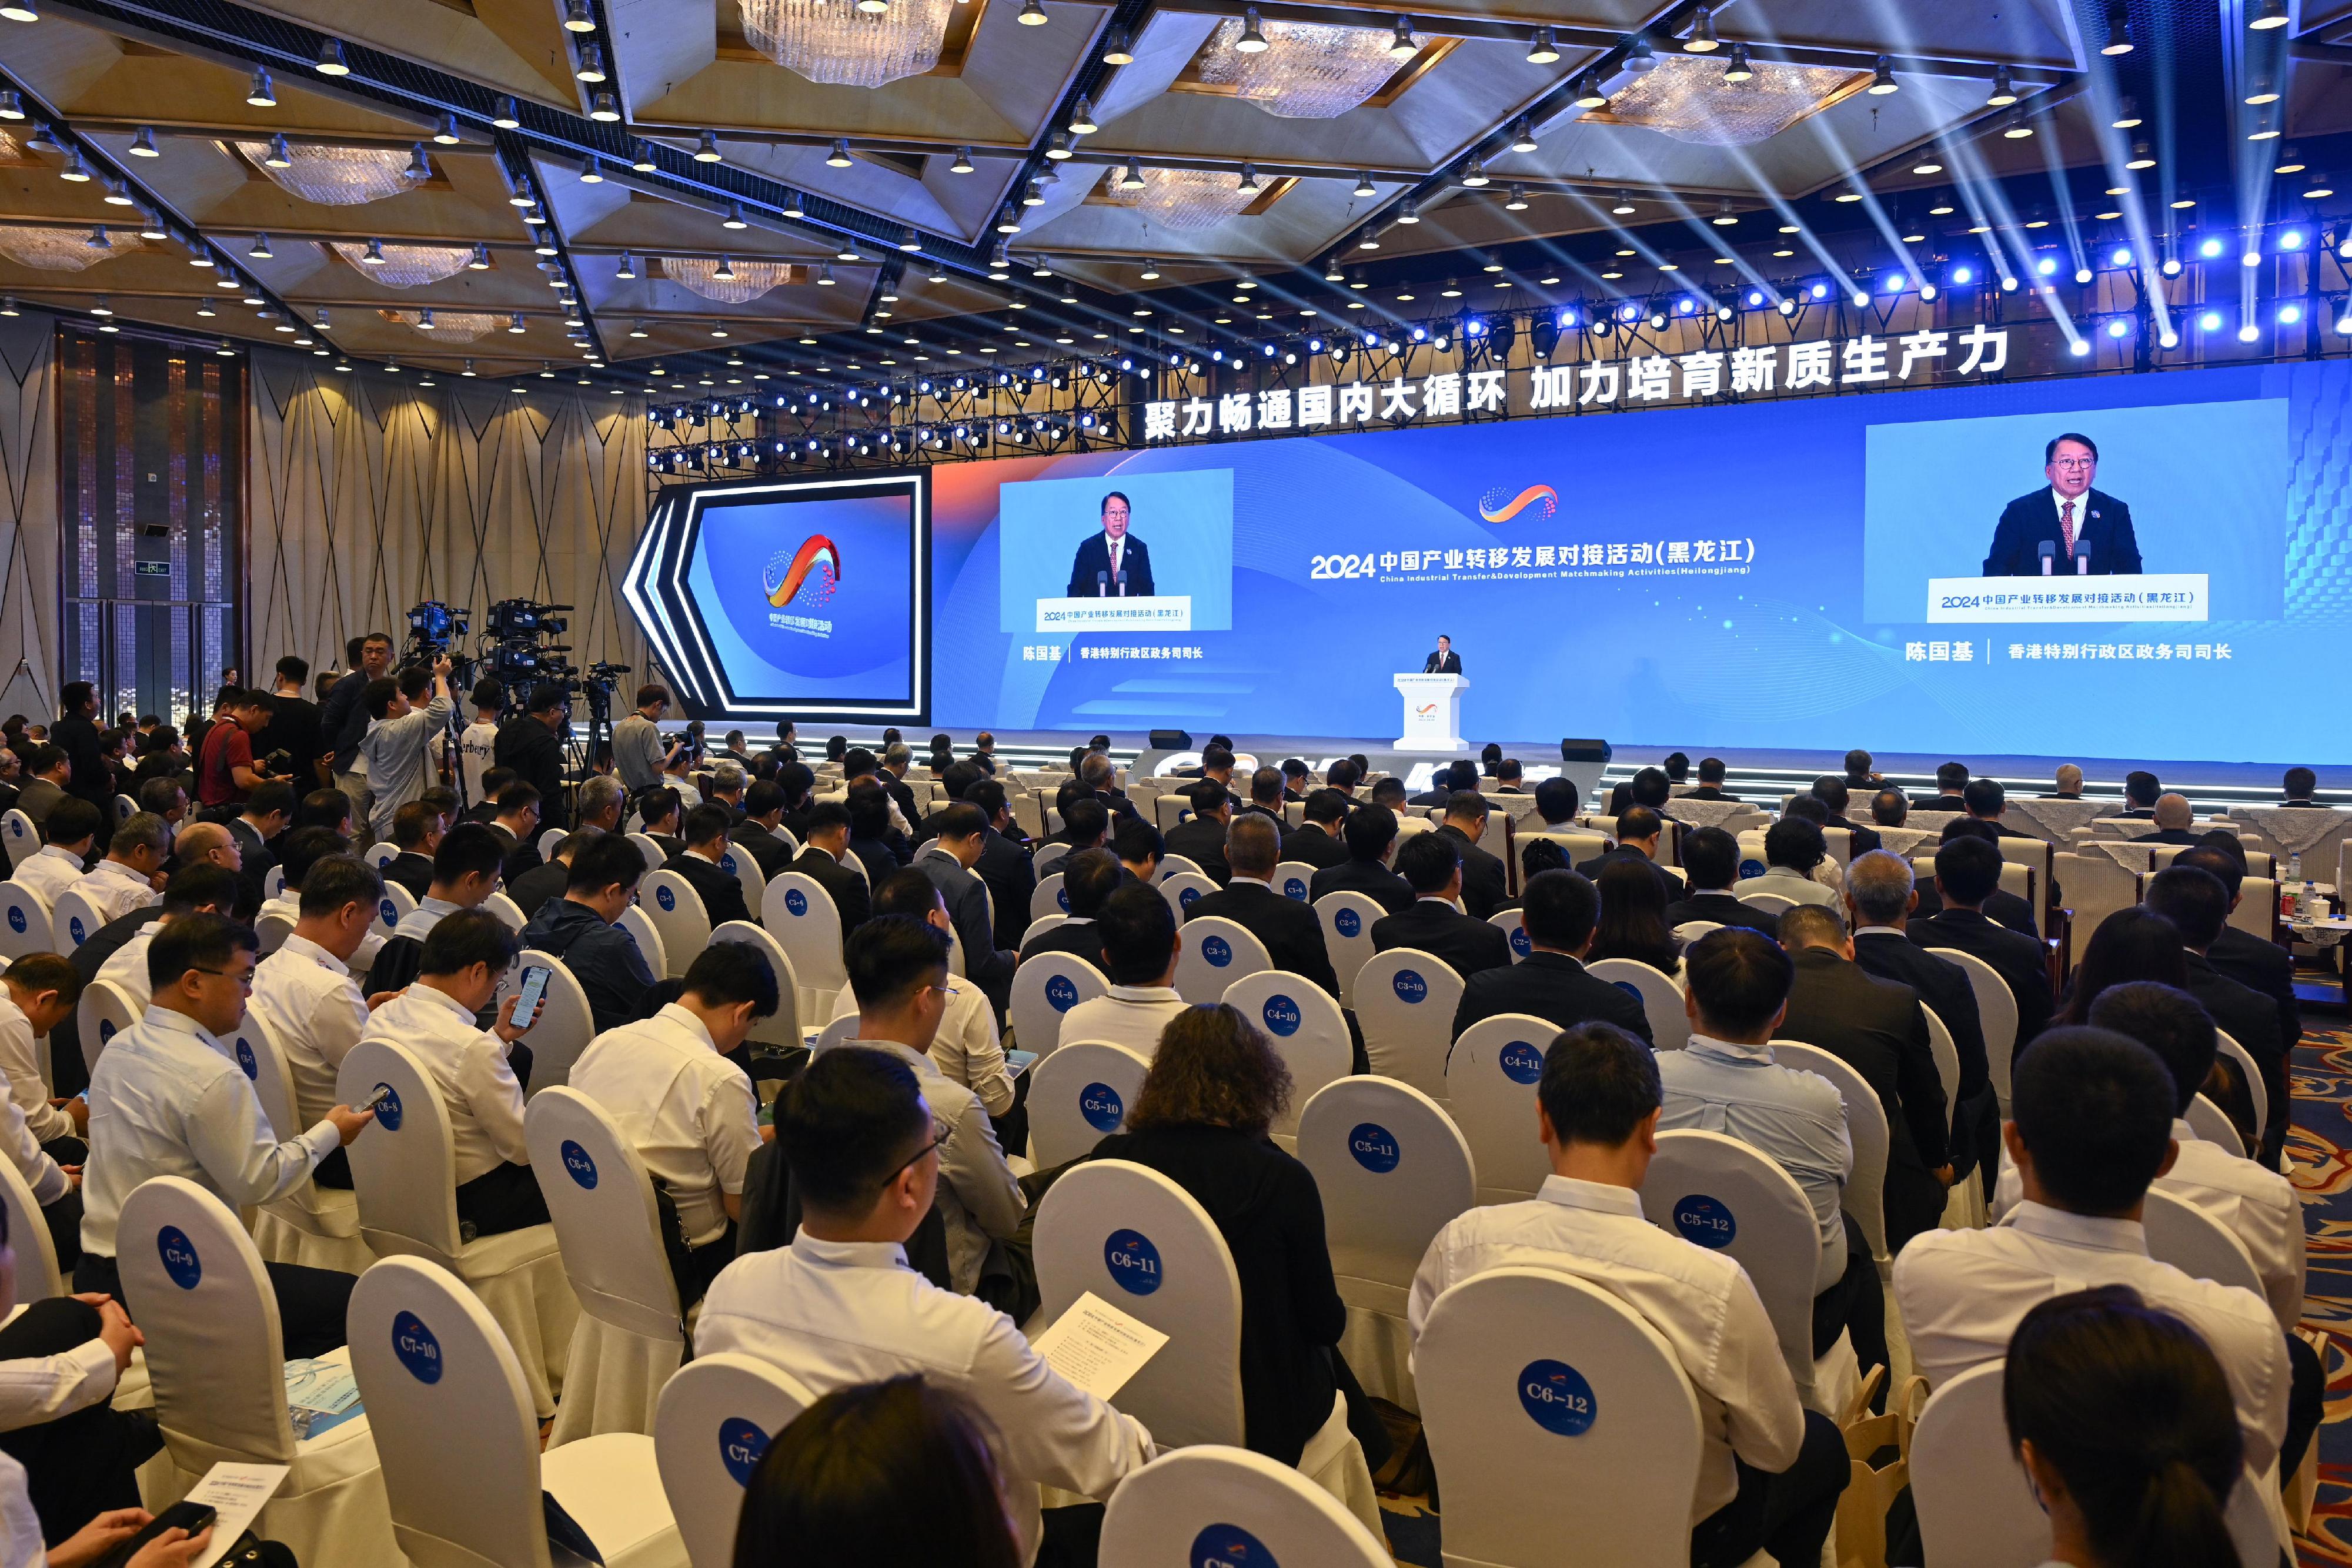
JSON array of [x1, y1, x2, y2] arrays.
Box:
[[1393, 673, 1470, 754]]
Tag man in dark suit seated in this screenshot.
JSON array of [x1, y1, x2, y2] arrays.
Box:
[[1279, 758, 1311, 803], [1525, 775, 1579, 834], [1575, 805, 1682, 908], [1179, 743, 1238, 801], [1809, 776, 1881, 855], [1845, 850, 1996, 1197], [846, 781, 905, 887], [1960, 777, 2038, 841], [634, 784, 686, 863], [1236, 767, 1286, 825], [2174, 845, 2298, 1063], [485, 783, 545, 887], [916, 802, 1019, 1014], [916, 761, 984, 847], [2129, 794, 2201, 845], [1912, 833, 2054, 1052], [1048, 796, 1110, 855], [1842, 750, 1879, 793], [1113, 817, 1162, 888], [2117, 770, 2161, 819], [1910, 761, 1969, 813], [1869, 789, 1907, 830], [1280, 789, 1350, 871], [663, 803, 753, 928], [1981, 432, 2142, 577], [2282, 765, 2324, 807], [730, 780, 800, 879], [2144, 863, 2290, 1165], [1410, 760, 1476, 809], [1368, 777, 1411, 814], [1077, 752, 1139, 824], [1019, 847, 1118, 968], [517, 835, 660, 1035], [1066, 489, 1154, 597], [1451, 868, 1649, 1042], [505, 828, 590, 921], [1371, 831, 1511, 980], [1682, 757, 1738, 802], [1182, 814, 1339, 999], [2040, 763, 2086, 800], [1435, 790, 1509, 920], [1309, 805, 1411, 914], [1490, 758, 1526, 795], [1778, 904, 1952, 1253], [1910, 819, 2040, 936], [1663, 826, 1779, 939], [1421, 634, 1462, 674], [380, 798, 440, 902], [786, 801, 871, 944], [1162, 781, 1234, 885], [227, 780, 296, 914], [963, 779, 1037, 952]]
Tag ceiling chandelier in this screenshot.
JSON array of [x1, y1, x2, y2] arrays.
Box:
[[235, 140, 425, 205], [1194, 16, 1403, 118], [1095, 166, 1257, 231], [329, 240, 475, 287], [386, 308, 500, 342], [739, 0, 958, 89], [0, 223, 133, 270], [1586, 55, 1869, 145], [665, 255, 800, 303]]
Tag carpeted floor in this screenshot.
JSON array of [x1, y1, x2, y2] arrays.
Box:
[[1374, 978, 2352, 1567]]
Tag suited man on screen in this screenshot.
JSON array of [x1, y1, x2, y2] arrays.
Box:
[[1982, 432, 2143, 577], [1067, 490, 1155, 597], [1422, 634, 1462, 674]]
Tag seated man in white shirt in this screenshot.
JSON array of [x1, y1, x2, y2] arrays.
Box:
[[1894, 1025, 2314, 1483], [358, 909, 545, 1238], [250, 851, 388, 1195], [92, 864, 245, 1015], [1992, 981, 2306, 1333], [1055, 883, 1188, 1062], [831, 868, 1017, 1138], [11, 799, 101, 911], [0, 952, 87, 1166], [254, 826, 385, 975], [1408, 1022, 1848, 1568], [826, 915, 1024, 1305], [363, 821, 505, 995], [77, 913, 373, 1358], [71, 813, 165, 927], [571, 941, 774, 1308], [695, 1046, 1152, 1564]]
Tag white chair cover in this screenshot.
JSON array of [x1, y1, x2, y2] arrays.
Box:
[[2141, 1186, 2263, 1294], [264, 864, 288, 902], [526, 1089, 686, 1447], [1156, 854, 1205, 883], [1008, 951, 1108, 1061], [627, 833, 666, 873], [77, 977, 139, 1076], [0, 882, 51, 959], [714, 847, 766, 915], [1935, 947, 2022, 1114], [1735, 890, 1798, 917], [1487, 907, 1531, 963], [1099, 1445, 1391, 1568], [1672, 920, 1723, 946], [616, 904, 667, 986], [1172, 914, 1271, 1004], [811, 1015, 858, 1050], [1352, 948, 1464, 1104], [1312, 892, 1385, 1008], [639, 870, 708, 980], [48, 887, 105, 950], [1444, 1014, 1555, 1205], [336, 1040, 579, 1419], [0, 810, 35, 870], [1296, 1076, 1473, 1412], [0, 1148, 61, 1300], [1769, 1039, 1892, 1268], [1418, 1268, 1718, 1568], [482, 892, 525, 934], [373, 881, 417, 940], [1020, 913, 1070, 946], [1158, 871, 1217, 922], [653, 1354, 814, 1568], [495, 951, 599, 1095], [1032, 841, 1073, 879], [761, 872, 845, 1022], [1218, 972, 1351, 1148], [1920, 1004, 1960, 1132], [1026, 1040, 1150, 1167], [348, 1256, 686, 1568], [255, 911, 295, 957], [1586, 958, 1690, 1051], [238, 1012, 372, 1274], [2214, 1029, 2269, 1138], [706, 922, 805, 1051], [365, 842, 400, 873], [1272, 861, 1318, 902], [2185, 1092, 2246, 1156], [1030, 872, 1070, 925], [118, 1178, 400, 1568]]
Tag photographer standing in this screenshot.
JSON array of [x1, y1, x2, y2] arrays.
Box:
[[359, 657, 454, 842], [194, 689, 279, 814], [612, 684, 678, 794], [495, 682, 571, 832]]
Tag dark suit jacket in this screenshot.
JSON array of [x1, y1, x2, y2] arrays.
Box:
[[1422, 650, 1462, 674], [1574, 845, 1682, 908], [1850, 929, 1989, 1103], [490, 825, 542, 890], [918, 847, 1015, 1006], [2183, 951, 2287, 1161], [1984, 485, 2143, 576], [1682, 785, 1739, 802], [1020, 916, 1106, 971], [1309, 858, 1412, 915], [1823, 814, 1883, 855], [1185, 881, 1339, 998], [848, 835, 901, 890], [1451, 950, 1651, 1046], [2130, 828, 2200, 844], [1662, 891, 1779, 940], [15, 777, 62, 829], [1779, 947, 1950, 1251], [1279, 825, 1348, 871], [228, 817, 277, 913], [2208, 924, 2298, 1062], [1067, 531, 1154, 597], [1437, 823, 1508, 920], [663, 850, 751, 929], [1164, 817, 1232, 886], [1912, 908, 2052, 1053], [1911, 881, 2040, 938], [49, 904, 155, 1095], [1909, 792, 1969, 813], [1371, 898, 1511, 981], [493, 718, 569, 830], [506, 858, 570, 921], [789, 846, 871, 944], [974, 827, 1036, 951], [730, 820, 798, 880], [381, 850, 434, 902]]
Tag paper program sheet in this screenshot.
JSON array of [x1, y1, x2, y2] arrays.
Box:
[[183, 1462, 290, 1568], [1029, 1291, 1168, 1400]]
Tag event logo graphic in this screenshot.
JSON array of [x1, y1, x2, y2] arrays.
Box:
[[1478, 483, 1559, 523], [763, 535, 840, 639]]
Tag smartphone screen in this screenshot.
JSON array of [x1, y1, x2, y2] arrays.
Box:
[[512, 965, 551, 1027]]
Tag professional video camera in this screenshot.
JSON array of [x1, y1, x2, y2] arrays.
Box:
[[403, 600, 474, 688]]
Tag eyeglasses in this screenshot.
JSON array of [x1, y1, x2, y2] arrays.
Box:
[[885, 1126, 949, 1182], [191, 967, 255, 991], [2049, 456, 2096, 470]]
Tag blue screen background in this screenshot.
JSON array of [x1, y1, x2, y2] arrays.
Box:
[[996, 469, 1235, 631]]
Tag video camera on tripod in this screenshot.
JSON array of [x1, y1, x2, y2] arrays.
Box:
[[403, 601, 473, 687]]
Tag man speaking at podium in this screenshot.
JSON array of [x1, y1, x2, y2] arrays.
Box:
[[1981, 432, 2143, 577], [1066, 490, 1155, 597], [1423, 634, 1462, 674]]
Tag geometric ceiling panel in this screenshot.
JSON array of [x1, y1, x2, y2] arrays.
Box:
[[739, 0, 960, 87], [327, 240, 475, 287], [233, 139, 423, 205], [664, 255, 802, 303], [1587, 56, 1871, 146], [1092, 165, 1260, 230], [0, 223, 137, 272], [1193, 18, 1408, 119]]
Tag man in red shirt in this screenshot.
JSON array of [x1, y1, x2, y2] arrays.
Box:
[[196, 690, 278, 810]]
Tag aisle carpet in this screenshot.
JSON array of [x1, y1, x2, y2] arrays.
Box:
[[1374, 987, 2352, 1567]]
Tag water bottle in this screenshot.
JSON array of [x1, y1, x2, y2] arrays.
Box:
[[2285, 851, 2304, 921]]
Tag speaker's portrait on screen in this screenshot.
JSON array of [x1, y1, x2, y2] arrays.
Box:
[[1982, 432, 2144, 577], [1067, 490, 1156, 597]]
